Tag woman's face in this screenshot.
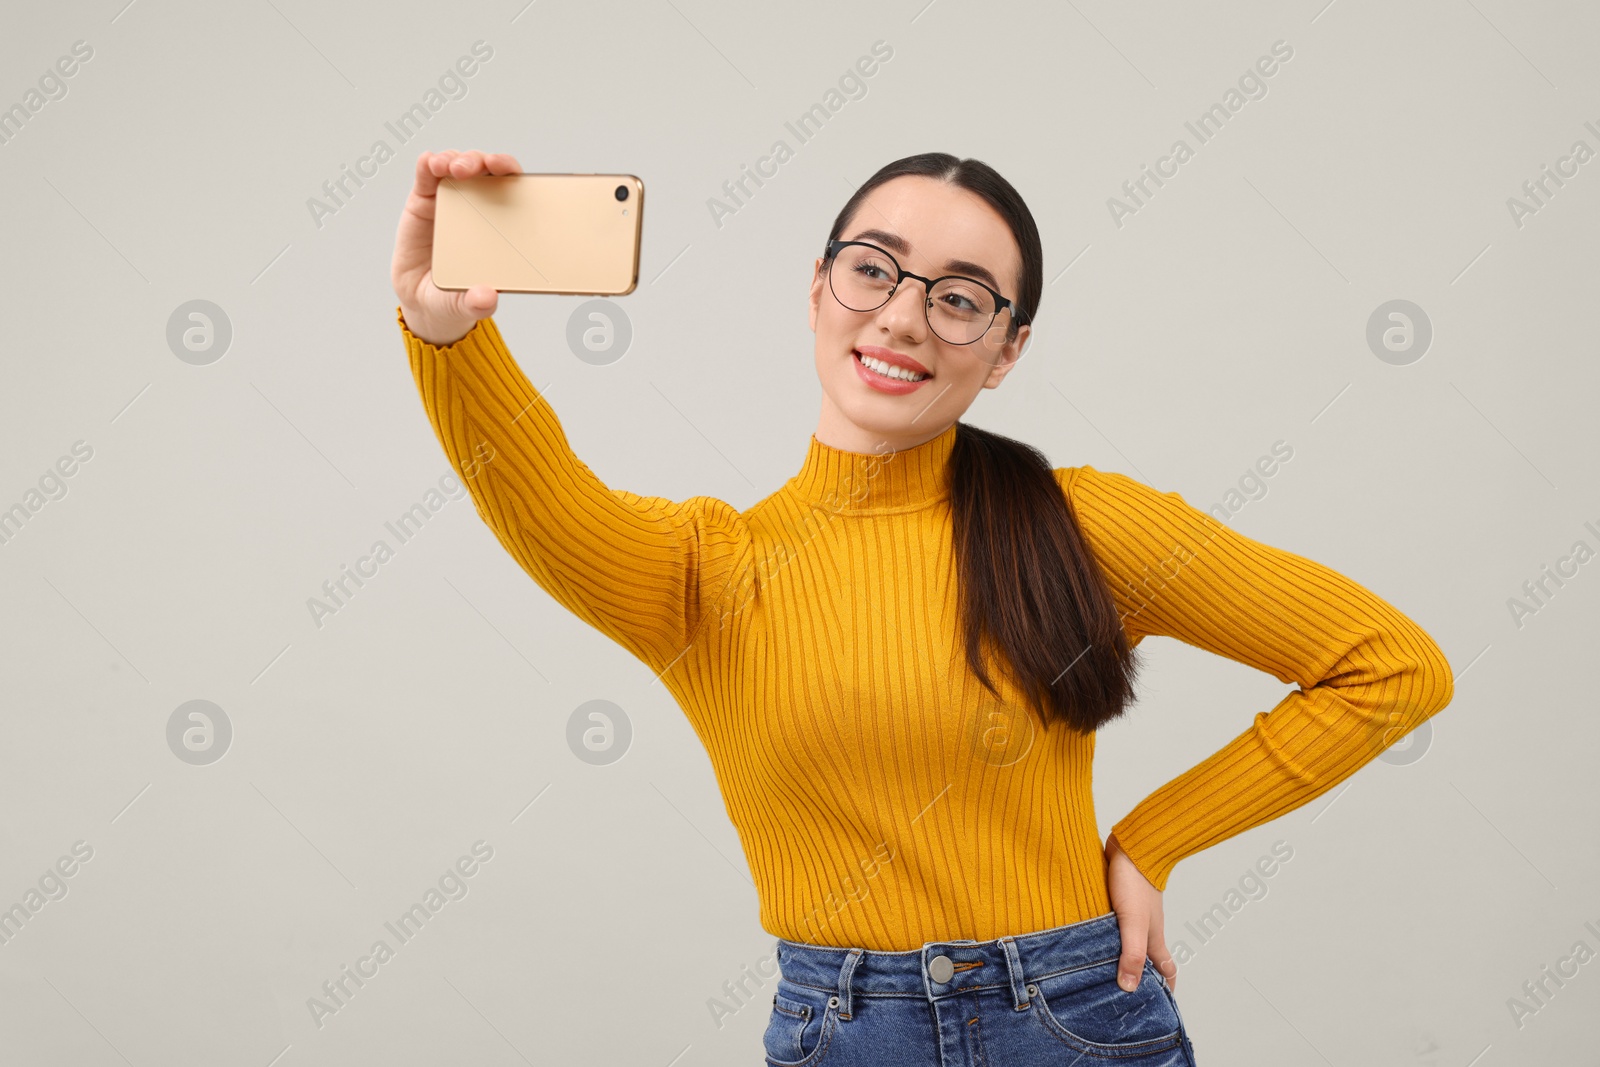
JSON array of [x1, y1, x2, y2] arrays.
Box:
[[807, 174, 1031, 454]]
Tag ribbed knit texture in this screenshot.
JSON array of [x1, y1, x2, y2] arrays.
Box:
[[400, 306, 1455, 951]]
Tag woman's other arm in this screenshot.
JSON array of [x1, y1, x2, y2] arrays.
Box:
[[393, 150, 746, 676], [1061, 464, 1455, 893]]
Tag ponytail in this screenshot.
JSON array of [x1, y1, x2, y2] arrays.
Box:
[[949, 423, 1141, 733]]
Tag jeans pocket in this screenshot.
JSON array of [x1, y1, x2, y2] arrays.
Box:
[[1027, 957, 1184, 1059], [762, 979, 837, 1066]]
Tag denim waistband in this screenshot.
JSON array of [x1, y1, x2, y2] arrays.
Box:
[[774, 911, 1124, 1020]]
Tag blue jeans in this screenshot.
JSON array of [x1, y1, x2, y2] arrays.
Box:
[[762, 911, 1198, 1066]]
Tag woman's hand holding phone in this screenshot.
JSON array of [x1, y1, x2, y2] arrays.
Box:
[[391, 149, 522, 347]]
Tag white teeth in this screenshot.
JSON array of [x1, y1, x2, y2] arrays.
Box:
[[857, 352, 927, 382]]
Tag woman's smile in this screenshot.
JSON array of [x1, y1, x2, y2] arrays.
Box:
[[853, 345, 932, 393]]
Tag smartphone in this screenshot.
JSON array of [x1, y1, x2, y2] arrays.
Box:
[[431, 173, 644, 296]]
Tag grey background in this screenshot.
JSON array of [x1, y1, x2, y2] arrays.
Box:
[[1, 0, 1596, 1064]]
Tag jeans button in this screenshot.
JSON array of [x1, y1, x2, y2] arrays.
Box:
[[928, 954, 954, 983]]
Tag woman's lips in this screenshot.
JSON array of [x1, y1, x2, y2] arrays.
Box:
[[856, 345, 931, 376], [853, 348, 931, 394]]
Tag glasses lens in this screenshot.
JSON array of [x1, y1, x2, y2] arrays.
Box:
[[830, 243, 898, 312], [928, 277, 997, 345]]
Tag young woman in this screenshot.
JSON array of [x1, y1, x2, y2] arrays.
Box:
[[392, 148, 1453, 1066]]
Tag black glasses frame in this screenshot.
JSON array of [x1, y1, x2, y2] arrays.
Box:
[[824, 238, 1028, 345]]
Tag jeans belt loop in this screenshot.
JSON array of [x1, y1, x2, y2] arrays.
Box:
[[837, 947, 864, 1021], [999, 935, 1031, 1011]]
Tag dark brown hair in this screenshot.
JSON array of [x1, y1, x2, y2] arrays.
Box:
[[821, 152, 1141, 734]]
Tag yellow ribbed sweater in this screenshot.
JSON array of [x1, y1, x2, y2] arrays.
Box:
[[399, 306, 1455, 951]]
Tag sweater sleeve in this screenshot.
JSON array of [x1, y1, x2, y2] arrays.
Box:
[[1061, 464, 1455, 892], [399, 305, 746, 677]]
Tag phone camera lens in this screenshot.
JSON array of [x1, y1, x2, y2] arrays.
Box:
[[614, 184, 630, 201]]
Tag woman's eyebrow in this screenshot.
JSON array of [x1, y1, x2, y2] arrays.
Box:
[[846, 227, 1002, 292]]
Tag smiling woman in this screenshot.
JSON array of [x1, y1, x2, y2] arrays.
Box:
[[391, 147, 1454, 1066]]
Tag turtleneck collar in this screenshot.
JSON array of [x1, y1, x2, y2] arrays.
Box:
[[785, 421, 960, 513]]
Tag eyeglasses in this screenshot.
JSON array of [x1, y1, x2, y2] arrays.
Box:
[[823, 238, 1027, 347]]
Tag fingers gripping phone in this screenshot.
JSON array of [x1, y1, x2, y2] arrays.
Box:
[[431, 173, 644, 295]]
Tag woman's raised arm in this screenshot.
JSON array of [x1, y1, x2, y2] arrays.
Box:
[[393, 150, 748, 676]]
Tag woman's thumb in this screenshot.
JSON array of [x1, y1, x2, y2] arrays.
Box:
[[461, 284, 499, 318], [1116, 911, 1147, 992]]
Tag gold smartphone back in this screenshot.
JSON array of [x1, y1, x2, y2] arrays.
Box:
[[431, 173, 643, 295]]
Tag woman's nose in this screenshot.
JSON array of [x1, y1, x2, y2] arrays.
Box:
[[877, 280, 930, 336]]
